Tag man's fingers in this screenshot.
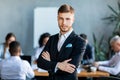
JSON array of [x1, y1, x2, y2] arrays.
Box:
[[42, 54, 46, 59], [45, 51, 49, 55], [67, 68, 75, 73], [64, 59, 76, 68], [42, 52, 47, 58], [42, 51, 50, 57], [57, 62, 76, 73], [41, 51, 50, 61], [69, 64, 76, 69], [42, 51, 45, 54], [64, 59, 72, 63], [45, 51, 50, 57], [42, 51, 48, 57], [65, 65, 75, 73]]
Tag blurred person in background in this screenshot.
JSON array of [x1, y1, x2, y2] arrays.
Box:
[[0, 32, 16, 60], [79, 33, 95, 65], [33, 32, 50, 64], [94, 35, 120, 76], [0, 41, 34, 80]]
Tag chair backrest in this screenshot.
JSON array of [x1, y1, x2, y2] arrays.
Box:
[[20, 55, 31, 65]]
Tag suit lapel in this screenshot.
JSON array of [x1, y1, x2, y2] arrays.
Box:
[[58, 31, 75, 56], [53, 33, 59, 54]]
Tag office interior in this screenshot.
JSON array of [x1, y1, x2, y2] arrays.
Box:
[[0, 0, 118, 56]]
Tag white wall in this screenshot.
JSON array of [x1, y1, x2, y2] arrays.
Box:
[[34, 7, 59, 48]]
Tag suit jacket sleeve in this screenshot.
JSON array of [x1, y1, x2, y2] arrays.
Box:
[[69, 36, 86, 68], [37, 36, 57, 72]]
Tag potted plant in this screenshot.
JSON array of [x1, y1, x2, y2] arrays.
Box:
[[103, 2, 120, 36], [92, 33, 108, 61]]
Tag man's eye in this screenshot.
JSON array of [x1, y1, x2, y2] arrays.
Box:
[[66, 18, 70, 20]]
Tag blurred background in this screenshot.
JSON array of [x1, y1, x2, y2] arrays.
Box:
[[0, 0, 119, 59]]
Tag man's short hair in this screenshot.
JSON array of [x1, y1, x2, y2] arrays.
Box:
[[9, 41, 21, 56], [58, 4, 74, 14], [110, 35, 120, 45]]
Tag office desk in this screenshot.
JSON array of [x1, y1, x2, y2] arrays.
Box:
[[34, 70, 110, 77]]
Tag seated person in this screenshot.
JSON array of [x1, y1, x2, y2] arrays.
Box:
[[94, 35, 120, 76], [0, 32, 23, 61], [33, 32, 50, 64], [0, 33, 16, 60], [80, 33, 95, 65], [0, 41, 34, 80]]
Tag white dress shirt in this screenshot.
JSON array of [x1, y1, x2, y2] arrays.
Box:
[[57, 28, 73, 51], [0, 43, 10, 60], [0, 56, 34, 80], [98, 51, 120, 75], [34, 46, 45, 60]]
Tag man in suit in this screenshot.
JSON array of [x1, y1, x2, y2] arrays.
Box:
[[37, 4, 86, 80]]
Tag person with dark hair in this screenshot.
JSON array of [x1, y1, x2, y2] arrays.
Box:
[[0, 32, 16, 60], [39, 32, 51, 48], [79, 33, 95, 65], [37, 4, 86, 80], [33, 32, 50, 64], [0, 41, 34, 80]]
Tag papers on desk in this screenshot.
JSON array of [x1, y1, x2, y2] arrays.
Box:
[[32, 64, 48, 72], [77, 68, 84, 73], [38, 68, 48, 72], [31, 64, 38, 70]]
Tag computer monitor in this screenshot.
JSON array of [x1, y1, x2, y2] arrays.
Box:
[[20, 55, 31, 65]]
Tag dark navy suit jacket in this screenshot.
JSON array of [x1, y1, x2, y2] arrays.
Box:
[[37, 31, 86, 80]]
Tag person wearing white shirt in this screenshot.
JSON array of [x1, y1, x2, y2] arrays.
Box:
[[0, 33, 23, 61], [0, 33, 16, 60], [33, 32, 50, 64], [0, 41, 34, 80], [94, 35, 120, 76]]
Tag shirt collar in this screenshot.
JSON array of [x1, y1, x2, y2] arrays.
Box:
[[10, 56, 21, 60], [116, 51, 120, 56], [59, 28, 73, 39]]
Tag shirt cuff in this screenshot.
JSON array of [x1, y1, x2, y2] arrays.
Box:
[[54, 63, 59, 73]]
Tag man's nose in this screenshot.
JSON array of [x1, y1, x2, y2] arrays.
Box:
[[63, 20, 66, 25]]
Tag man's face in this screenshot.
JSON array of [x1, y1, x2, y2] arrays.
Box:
[[58, 12, 74, 34], [111, 40, 120, 52]]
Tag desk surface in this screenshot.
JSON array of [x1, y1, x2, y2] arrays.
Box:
[[34, 70, 110, 77]]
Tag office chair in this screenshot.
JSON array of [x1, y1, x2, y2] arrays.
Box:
[[20, 55, 31, 65]]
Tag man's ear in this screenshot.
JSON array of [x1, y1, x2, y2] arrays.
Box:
[[72, 15, 75, 23]]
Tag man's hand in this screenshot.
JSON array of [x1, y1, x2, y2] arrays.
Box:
[[41, 51, 51, 61], [57, 59, 76, 73]]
